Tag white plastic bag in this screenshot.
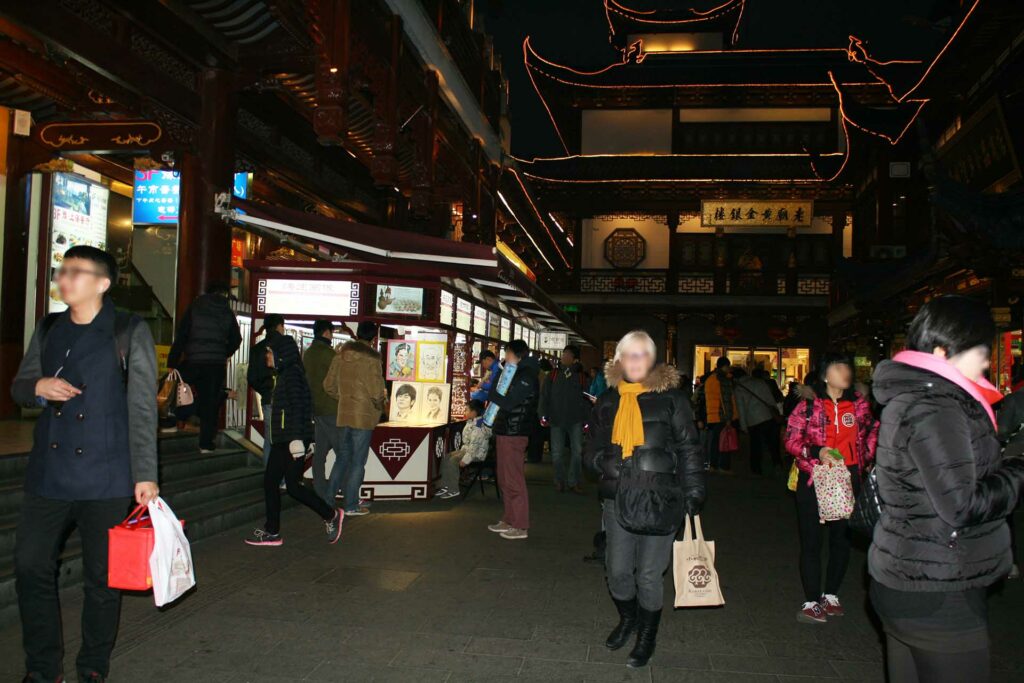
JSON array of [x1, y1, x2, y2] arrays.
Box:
[[148, 497, 195, 607]]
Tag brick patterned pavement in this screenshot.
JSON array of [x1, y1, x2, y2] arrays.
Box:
[[1, 463, 1022, 682]]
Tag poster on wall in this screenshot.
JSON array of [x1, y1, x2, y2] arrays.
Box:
[[439, 290, 454, 326], [386, 340, 416, 380], [456, 297, 472, 331], [473, 306, 487, 336], [415, 341, 447, 383], [49, 173, 110, 312], [375, 285, 424, 316]]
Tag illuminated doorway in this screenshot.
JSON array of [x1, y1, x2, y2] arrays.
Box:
[[693, 345, 811, 389]]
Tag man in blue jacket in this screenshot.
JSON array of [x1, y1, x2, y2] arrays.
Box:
[[11, 246, 159, 683]]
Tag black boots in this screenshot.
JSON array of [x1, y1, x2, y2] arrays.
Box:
[[626, 607, 662, 668], [605, 597, 638, 650]]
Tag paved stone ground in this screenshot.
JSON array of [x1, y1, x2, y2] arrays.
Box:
[[2, 460, 1023, 682]]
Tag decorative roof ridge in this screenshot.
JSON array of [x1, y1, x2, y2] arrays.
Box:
[[604, 0, 747, 45]]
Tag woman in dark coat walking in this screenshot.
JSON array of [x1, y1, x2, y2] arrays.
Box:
[[245, 333, 343, 546], [870, 296, 1024, 682], [588, 330, 705, 669]]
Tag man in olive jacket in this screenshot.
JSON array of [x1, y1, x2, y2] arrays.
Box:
[[324, 322, 386, 516], [304, 319, 341, 506]]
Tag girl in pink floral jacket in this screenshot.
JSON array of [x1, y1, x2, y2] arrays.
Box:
[[785, 353, 878, 626]]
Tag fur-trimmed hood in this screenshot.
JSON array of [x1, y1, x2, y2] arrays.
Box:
[[340, 339, 381, 362], [604, 360, 679, 394]]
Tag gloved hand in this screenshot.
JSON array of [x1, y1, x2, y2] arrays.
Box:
[[289, 440, 306, 460], [684, 498, 702, 518]]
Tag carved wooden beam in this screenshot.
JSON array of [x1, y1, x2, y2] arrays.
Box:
[[309, 0, 351, 144], [370, 13, 401, 188], [0, 0, 200, 123]]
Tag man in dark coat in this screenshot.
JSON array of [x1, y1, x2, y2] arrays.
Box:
[[11, 246, 158, 683], [540, 344, 591, 493], [168, 282, 242, 451]]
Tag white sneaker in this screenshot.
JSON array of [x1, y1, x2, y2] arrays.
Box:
[[439, 490, 460, 500], [434, 487, 449, 497], [500, 528, 528, 540], [488, 521, 512, 533]]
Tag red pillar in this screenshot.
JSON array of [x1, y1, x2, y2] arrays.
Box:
[[175, 68, 237, 320]]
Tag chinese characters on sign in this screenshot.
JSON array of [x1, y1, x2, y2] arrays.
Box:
[[700, 200, 814, 229], [133, 170, 250, 225], [256, 279, 360, 316]]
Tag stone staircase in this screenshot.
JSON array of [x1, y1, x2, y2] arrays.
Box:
[[0, 431, 273, 625]]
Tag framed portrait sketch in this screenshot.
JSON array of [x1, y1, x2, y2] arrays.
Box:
[[386, 340, 416, 380], [419, 383, 451, 424], [415, 341, 447, 383], [389, 381, 421, 423]]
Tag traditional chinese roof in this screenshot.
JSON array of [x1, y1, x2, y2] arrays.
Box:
[[603, 0, 747, 47], [515, 154, 854, 212]]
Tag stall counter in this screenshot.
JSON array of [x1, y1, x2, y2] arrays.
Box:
[[360, 420, 468, 500]]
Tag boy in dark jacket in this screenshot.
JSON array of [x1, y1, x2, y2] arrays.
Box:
[[245, 333, 342, 546], [168, 282, 242, 451]]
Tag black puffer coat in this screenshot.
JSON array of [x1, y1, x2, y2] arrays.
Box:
[[268, 334, 313, 444], [168, 293, 242, 367], [870, 360, 1024, 592], [490, 355, 540, 437], [588, 362, 705, 510]]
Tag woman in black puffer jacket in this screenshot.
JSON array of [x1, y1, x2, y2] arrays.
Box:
[[245, 333, 342, 547], [588, 330, 705, 669], [870, 296, 1024, 683]]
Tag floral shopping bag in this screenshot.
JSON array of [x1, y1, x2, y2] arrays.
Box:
[[811, 462, 854, 523]]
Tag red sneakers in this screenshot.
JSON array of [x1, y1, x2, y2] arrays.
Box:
[[797, 601, 827, 624], [819, 594, 844, 617]]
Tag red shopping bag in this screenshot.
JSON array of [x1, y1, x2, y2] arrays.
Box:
[[108, 505, 154, 591], [718, 424, 739, 453]]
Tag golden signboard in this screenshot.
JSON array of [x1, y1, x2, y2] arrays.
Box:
[[701, 200, 814, 228]]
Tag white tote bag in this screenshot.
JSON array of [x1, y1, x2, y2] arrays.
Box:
[[147, 497, 196, 607], [673, 515, 725, 608]]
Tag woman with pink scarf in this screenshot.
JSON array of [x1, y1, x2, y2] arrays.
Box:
[[870, 296, 1024, 683]]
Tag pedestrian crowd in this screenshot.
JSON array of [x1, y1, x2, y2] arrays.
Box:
[[7, 246, 1023, 682]]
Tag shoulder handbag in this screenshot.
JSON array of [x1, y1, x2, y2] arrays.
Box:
[[849, 466, 882, 536], [615, 459, 685, 536]]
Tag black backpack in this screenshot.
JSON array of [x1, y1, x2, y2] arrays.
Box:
[[39, 311, 140, 384]]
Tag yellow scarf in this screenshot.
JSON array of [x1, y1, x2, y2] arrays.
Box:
[[612, 382, 645, 458]]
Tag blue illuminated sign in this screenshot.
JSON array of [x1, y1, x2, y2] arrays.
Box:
[[132, 171, 249, 225]]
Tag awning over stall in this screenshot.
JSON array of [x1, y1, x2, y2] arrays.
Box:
[[221, 198, 588, 345]]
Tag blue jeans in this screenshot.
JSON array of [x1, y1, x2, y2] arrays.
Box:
[[550, 422, 583, 487], [333, 427, 374, 512], [313, 415, 345, 506]]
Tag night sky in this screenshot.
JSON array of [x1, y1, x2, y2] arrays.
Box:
[[478, 0, 955, 158]]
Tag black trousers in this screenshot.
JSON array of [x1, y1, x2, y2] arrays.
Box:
[[886, 635, 989, 682], [184, 362, 226, 450], [748, 421, 775, 475], [264, 441, 334, 535], [795, 468, 857, 602], [15, 493, 132, 679]]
